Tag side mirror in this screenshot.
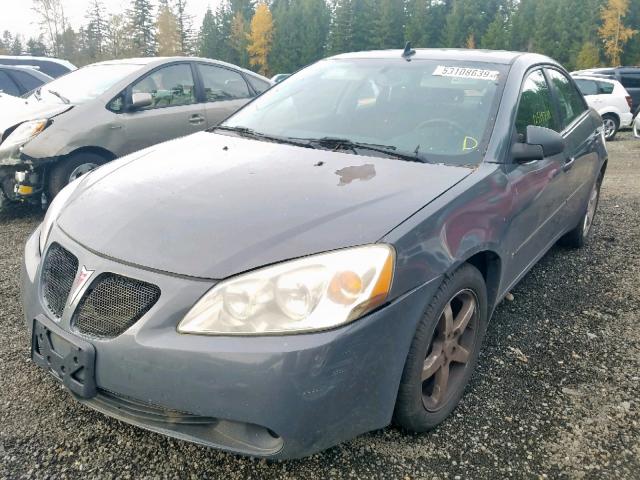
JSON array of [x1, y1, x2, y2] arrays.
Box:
[[512, 125, 566, 162], [131, 92, 153, 110]]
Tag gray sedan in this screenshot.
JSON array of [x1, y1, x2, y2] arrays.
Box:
[[0, 57, 271, 207], [21, 49, 606, 459]]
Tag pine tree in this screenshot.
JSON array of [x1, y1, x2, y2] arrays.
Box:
[[85, 0, 107, 60], [374, 0, 405, 49], [328, 0, 353, 54], [26, 37, 48, 56], [127, 0, 157, 56], [599, 0, 637, 66], [11, 36, 23, 55], [199, 7, 219, 58], [174, 0, 194, 54], [247, 2, 274, 75]]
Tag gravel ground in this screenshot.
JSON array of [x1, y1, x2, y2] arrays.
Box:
[[1, 132, 638, 479]]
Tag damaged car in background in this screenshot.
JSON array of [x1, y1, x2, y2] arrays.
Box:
[[22, 49, 607, 459], [0, 56, 271, 210]]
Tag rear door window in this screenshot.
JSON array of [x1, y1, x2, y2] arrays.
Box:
[[546, 69, 587, 129], [574, 79, 598, 96], [516, 70, 556, 136], [197, 64, 251, 101], [0, 70, 20, 96]]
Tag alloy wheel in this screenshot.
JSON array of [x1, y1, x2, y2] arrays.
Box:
[[422, 289, 479, 411], [68, 163, 98, 183], [583, 181, 599, 236], [603, 118, 616, 140]]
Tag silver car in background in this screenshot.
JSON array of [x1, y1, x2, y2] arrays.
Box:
[[0, 57, 271, 208]]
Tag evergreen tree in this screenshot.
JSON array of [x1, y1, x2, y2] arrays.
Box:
[[199, 7, 219, 59], [328, 0, 353, 54], [85, 0, 107, 60], [11, 36, 23, 55], [374, 0, 405, 49], [127, 0, 157, 56], [174, 0, 194, 54], [26, 37, 48, 56]]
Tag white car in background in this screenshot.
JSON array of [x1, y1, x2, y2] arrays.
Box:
[[634, 113, 639, 138], [572, 75, 633, 140]]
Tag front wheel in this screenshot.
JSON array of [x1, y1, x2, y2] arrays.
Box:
[[393, 263, 488, 431], [48, 152, 105, 199]]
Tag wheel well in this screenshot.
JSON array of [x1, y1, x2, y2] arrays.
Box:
[[601, 112, 619, 124], [600, 159, 608, 178], [65, 146, 117, 163], [465, 251, 501, 310]]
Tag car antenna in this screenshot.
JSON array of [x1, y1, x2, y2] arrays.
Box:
[[402, 41, 416, 60]]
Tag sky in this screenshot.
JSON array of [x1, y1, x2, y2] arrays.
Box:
[[0, 0, 223, 41]]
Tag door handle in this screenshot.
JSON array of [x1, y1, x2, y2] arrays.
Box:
[[562, 156, 575, 172], [189, 114, 205, 125]]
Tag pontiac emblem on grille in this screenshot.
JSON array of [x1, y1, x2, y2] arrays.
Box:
[[70, 266, 95, 303]]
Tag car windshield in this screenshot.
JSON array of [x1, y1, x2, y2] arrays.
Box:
[[25, 63, 141, 104], [222, 58, 508, 165]]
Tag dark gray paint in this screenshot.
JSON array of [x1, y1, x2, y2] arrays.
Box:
[[21, 49, 607, 459]]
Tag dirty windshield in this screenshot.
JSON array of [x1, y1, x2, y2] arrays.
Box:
[[222, 58, 508, 165]]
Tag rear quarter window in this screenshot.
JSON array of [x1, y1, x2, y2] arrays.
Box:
[[598, 81, 614, 94]]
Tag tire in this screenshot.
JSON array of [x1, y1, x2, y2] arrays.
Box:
[[48, 152, 105, 199], [560, 173, 603, 249], [602, 114, 619, 141], [393, 263, 488, 432]]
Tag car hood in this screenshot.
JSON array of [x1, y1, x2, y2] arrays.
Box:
[[0, 98, 71, 137], [58, 132, 472, 279]]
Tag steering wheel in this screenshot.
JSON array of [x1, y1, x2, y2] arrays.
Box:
[[414, 119, 475, 152], [415, 118, 467, 137]]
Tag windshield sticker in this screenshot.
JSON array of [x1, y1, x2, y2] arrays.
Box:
[[433, 66, 500, 81]]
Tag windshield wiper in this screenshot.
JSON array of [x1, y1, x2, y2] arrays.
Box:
[[213, 126, 317, 150], [303, 137, 428, 163], [47, 89, 70, 104]]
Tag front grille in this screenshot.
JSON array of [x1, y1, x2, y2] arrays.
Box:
[[41, 243, 79, 318], [72, 273, 160, 338]]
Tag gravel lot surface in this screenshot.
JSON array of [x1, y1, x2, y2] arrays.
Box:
[[1, 132, 638, 479]]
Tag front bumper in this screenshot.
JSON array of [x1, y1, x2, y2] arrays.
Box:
[[21, 226, 440, 459]]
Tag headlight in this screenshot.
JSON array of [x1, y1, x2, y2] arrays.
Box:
[[178, 244, 395, 335], [3, 119, 49, 148], [39, 179, 81, 254]]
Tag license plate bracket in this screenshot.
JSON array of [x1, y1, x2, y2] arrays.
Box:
[[31, 316, 97, 399]]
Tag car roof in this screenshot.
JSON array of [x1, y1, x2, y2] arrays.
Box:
[[328, 48, 553, 66], [572, 74, 619, 83], [87, 56, 271, 81], [0, 64, 53, 80], [0, 55, 76, 71]]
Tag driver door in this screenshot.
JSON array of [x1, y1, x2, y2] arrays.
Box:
[[119, 62, 206, 155], [503, 69, 571, 285]]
